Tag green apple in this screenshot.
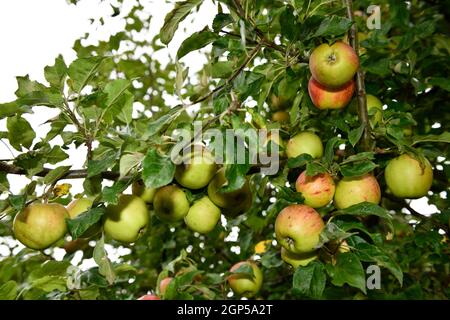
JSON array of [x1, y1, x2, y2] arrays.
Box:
[[385, 154, 433, 198], [271, 111, 290, 123], [174, 149, 217, 190], [275, 204, 325, 254], [153, 185, 190, 223], [309, 41, 359, 88], [270, 94, 290, 110], [308, 77, 355, 110], [184, 196, 221, 234], [104, 195, 149, 243], [67, 197, 100, 238], [228, 261, 263, 298], [295, 171, 335, 208], [132, 180, 156, 203], [159, 277, 173, 296], [281, 247, 318, 268], [334, 174, 381, 209], [207, 169, 253, 215], [286, 132, 323, 159], [366, 94, 383, 126], [13, 203, 69, 250]]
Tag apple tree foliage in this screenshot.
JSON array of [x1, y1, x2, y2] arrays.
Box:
[[0, 0, 449, 300]]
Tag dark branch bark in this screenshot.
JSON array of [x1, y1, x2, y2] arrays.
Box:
[[344, 0, 373, 151], [0, 161, 119, 180]]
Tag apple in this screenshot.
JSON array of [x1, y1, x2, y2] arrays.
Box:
[[270, 94, 290, 110], [184, 196, 221, 234], [132, 180, 156, 203], [67, 197, 100, 238], [295, 171, 335, 208], [384, 154, 433, 198], [260, 129, 285, 158], [13, 202, 69, 250], [153, 185, 190, 223], [174, 149, 217, 190], [275, 204, 325, 254], [334, 174, 381, 209], [64, 238, 89, 254], [138, 294, 160, 300], [286, 132, 323, 159], [309, 41, 359, 88], [366, 94, 383, 126], [308, 77, 355, 110], [228, 261, 263, 298], [207, 169, 253, 215], [281, 247, 318, 268], [159, 277, 173, 296], [272, 111, 290, 123], [104, 195, 149, 243]]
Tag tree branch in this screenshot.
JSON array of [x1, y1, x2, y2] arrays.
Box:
[[344, 0, 373, 151], [0, 161, 120, 180]]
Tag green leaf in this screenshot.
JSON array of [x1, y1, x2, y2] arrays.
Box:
[[104, 79, 131, 108], [119, 153, 143, 179], [348, 124, 365, 147], [43, 166, 71, 185], [221, 164, 250, 193], [339, 161, 378, 177], [0, 281, 17, 300], [142, 148, 175, 189], [280, 6, 298, 41], [160, 0, 204, 45], [93, 235, 116, 285], [212, 13, 233, 32], [318, 222, 355, 248], [326, 253, 366, 293], [44, 55, 68, 89], [428, 77, 450, 92], [87, 150, 118, 178], [323, 137, 342, 167], [68, 56, 106, 93], [9, 195, 27, 211], [7, 115, 35, 151], [293, 261, 326, 299], [287, 153, 313, 168], [29, 276, 67, 293], [67, 207, 105, 240], [211, 61, 234, 78], [147, 105, 182, 137], [348, 236, 403, 286], [276, 186, 304, 204], [412, 132, 450, 145], [306, 162, 327, 176], [102, 179, 132, 204], [313, 16, 353, 38], [335, 202, 393, 232], [177, 29, 218, 59]]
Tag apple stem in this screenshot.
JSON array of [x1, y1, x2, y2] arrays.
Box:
[[344, 0, 374, 151]]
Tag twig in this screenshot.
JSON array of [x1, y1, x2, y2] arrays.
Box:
[[344, 0, 373, 151], [188, 43, 262, 106]]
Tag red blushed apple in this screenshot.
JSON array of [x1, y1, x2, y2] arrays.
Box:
[[159, 277, 173, 295], [138, 294, 160, 300], [334, 174, 381, 209], [296, 171, 336, 208], [275, 204, 325, 254], [308, 77, 355, 110], [309, 41, 359, 88]]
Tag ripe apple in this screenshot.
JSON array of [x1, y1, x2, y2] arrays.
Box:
[[281, 247, 318, 268], [286, 132, 323, 159], [308, 77, 355, 110], [207, 169, 253, 215], [132, 180, 156, 203], [334, 174, 381, 209], [295, 171, 335, 208], [309, 41, 359, 88], [104, 195, 149, 243], [138, 294, 160, 300], [159, 277, 173, 296], [385, 154, 433, 198], [153, 185, 190, 223], [67, 197, 100, 238], [184, 196, 221, 234], [272, 111, 290, 123], [174, 149, 217, 190], [13, 202, 69, 250], [275, 204, 325, 254], [228, 261, 263, 298]]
